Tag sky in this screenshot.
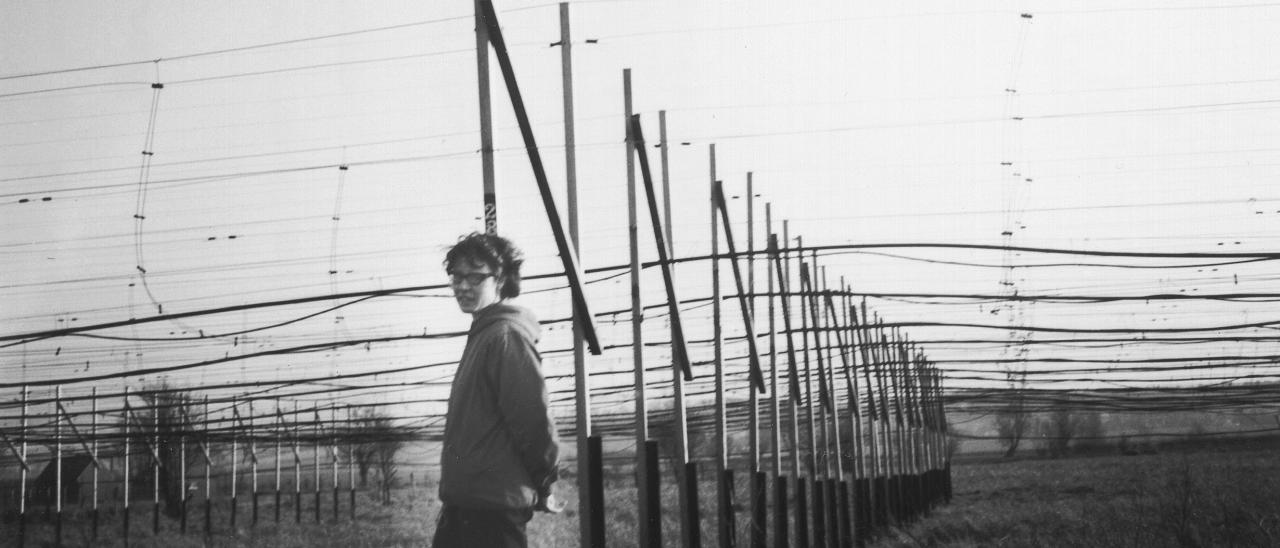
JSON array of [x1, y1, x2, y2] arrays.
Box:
[[4, 0, 1280, 440]]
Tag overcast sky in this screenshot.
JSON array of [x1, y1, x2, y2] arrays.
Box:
[[5, 1, 1280, 427]]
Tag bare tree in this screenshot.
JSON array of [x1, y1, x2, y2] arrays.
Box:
[[996, 370, 1030, 458], [347, 409, 405, 504], [125, 381, 212, 518]]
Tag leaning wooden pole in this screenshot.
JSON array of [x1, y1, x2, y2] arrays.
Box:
[[710, 148, 736, 548], [623, 69, 658, 548], [477, 0, 601, 354], [767, 211, 788, 548], [746, 173, 766, 548], [771, 228, 807, 548], [834, 290, 869, 546], [634, 113, 703, 545], [798, 260, 827, 548], [818, 267, 848, 548]]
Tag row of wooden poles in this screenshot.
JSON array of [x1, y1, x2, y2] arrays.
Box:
[[470, 1, 956, 546], [1, 390, 372, 547]]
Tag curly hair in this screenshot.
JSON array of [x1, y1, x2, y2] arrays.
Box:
[[443, 232, 524, 299]]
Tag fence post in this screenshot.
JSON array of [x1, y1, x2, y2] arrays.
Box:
[[181, 426, 188, 535], [152, 393, 160, 536], [204, 396, 212, 536], [92, 387, 100, 540], [332, 405, 339, 523], [275, 402, 282, 524], [294, 401, 301, 524], [251, 399, 259, 527], [314, 407, 322, 523], [55, 386, 63, 548], [122, 388, 130, 543], [231, 397, 239, 531], [348, 405, 356, 521]]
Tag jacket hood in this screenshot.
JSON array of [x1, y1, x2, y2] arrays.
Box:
[[470, 301, 540, 341]]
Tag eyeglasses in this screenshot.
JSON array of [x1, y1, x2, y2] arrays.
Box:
[[449, 272, 496, 286]]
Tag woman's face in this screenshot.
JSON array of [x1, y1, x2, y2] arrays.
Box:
[[449, 259, 502, 314]]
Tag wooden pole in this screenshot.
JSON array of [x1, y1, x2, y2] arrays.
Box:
[[294, 402, 301, 524], [153, 394, 160, 535], [314, 408, 322, 523], [798, 258, 826, 548], [782, 222, 808, 548], [231, 398, 239, 530], [251, 400, 259, 526], [122, 388, 129, 541], [767, 209, 788, 548], [820, 268, 848, 548], [623, 67, 655, 548], [558, 5, 596, 545], [747, 173, 760, 473], [660, 109, 695, 548], [747, 176, 762, 548], [91, 387, 99, 539], [275, 403, 282, 524], [710, 147, 733, 548], [204, 396, 212, 535], [474, 0, 495, 234], [332, 406, 339, 522], [348, 405, 357, 521], [55, 386, 63, 548], [181, 420, 188, 534], [476, 0, 602, 353]]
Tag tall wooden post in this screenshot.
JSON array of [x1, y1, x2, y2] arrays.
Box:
[[332, 406, 340, 522], [181, 421, 189, 534], [349, 405, 357, 521], [747, 173, 765, 548], [819, 266, 847, 548], [798, 240, 825, 548], [122, 388, 130, 541], [783, 222, 808, 548], [55, 386, 63, 547], [251, 400, 259, 526], [558, 5, 596, 545], [623, 67, 656, 548], [275, 403, 282, 524], [205, 396, 212, 535], [231, 398, 239, 530], [767, 208, 788, 548], [660, 109, 695, 548], [294, 402, 302, 524], [152, 394, 160, 535], [711, 147, 735, 548], [475, 0, 496, 233], [314, 408, 322, 523], [91, 387, 100, 539]]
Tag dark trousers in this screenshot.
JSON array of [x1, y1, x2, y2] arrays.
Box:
[[432, 505, 533, 548]]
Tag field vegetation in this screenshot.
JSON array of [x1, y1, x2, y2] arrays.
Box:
[[5, 438, 1277, 547]]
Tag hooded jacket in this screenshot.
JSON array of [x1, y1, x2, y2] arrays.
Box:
[[439, 302, 560, 510]]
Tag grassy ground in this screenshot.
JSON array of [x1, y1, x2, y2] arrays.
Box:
[[873, 442, 1280, 547], [6, 442, 1278, 546]]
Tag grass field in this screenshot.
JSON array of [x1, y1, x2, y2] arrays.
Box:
[[875, 441, 1280, 548], [6, 440, 1278, 546]]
